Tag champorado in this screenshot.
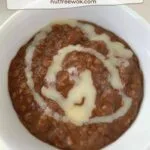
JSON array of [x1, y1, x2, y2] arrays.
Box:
[[8, 20, 143, 150]]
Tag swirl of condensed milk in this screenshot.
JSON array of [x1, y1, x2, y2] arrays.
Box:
[[25, 20, 133, 126]]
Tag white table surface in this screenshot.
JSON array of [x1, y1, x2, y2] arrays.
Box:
[[0, 0, 150, 149]]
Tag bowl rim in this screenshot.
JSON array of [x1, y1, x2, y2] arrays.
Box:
[[0, 5, 150, 31]]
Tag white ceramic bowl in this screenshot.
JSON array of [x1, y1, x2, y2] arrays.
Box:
[[0, 6, 150, 150]]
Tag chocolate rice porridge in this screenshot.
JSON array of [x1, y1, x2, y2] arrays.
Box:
[[8, 20, 143, 150]]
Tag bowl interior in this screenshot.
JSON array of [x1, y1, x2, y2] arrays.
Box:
[[0, 6, 150, 150]]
